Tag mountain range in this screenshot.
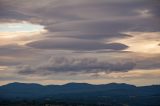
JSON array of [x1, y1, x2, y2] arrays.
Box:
[[0, 82, 160, 99], [0, 82, 160, 106]]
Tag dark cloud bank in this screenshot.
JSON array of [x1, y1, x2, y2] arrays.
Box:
[[27, 38, 128, 51], [17, 55, 160, 76], [18, 56, 136, 75]]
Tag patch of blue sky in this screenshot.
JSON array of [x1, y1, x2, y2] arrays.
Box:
[[0, 22, 44, 32]]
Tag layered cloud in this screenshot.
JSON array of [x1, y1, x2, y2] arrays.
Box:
[[16, 53, 160, 76], [17, 56, 135, 75], [0, 0, 160, 85], [27, 38, 128, 51]]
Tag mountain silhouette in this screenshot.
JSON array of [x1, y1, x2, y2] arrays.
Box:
[[0, 82, 160, 100]]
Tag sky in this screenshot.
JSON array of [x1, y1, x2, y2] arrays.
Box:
[[0, 0, 160, 86]]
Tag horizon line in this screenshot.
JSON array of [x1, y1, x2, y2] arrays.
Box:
[[1, 81, 160, 87]]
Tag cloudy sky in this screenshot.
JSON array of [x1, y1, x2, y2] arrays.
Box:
[[0, 0, 160, 86]]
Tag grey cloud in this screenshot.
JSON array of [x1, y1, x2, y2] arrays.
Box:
[[46, 20, 131, 34], [0, 0, 159, 48], [0, 1, 35, 22], [45, 17, 159, 40], [0, 76, 24, 81], [148, 1, 160, 18], [136, 55, 160, 70], [32, 0, 139, 23], [0, 9, 33, 21], [17, 53, 160, 76], [47, 32, 132, 40], [1, 0, 160, 81], [18, 56, 136, 75], [0, 58, 21, 66], [0, 44, 38, 57], [1, 0, 160, 31], [0, 44, 42, 66], [45, 20, 132, 38], [26, 38, 128, 51]]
